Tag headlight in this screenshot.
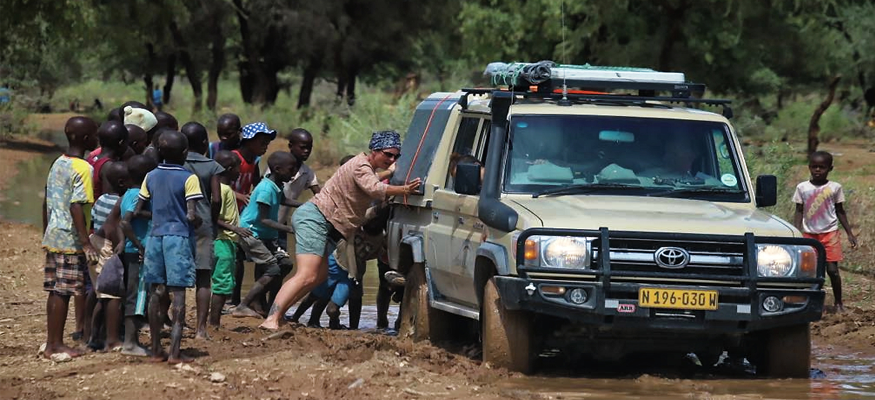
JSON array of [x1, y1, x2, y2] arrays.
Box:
[[756, 244, 818, 278], [521, 235, 592, 269], [757, 245, 793, 277]]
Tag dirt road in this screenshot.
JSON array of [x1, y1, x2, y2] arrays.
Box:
[[1, 133, 873, 399]]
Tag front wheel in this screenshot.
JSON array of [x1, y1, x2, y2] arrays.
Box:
[[481, 277, 534, 373], [752, 324, 811, 378]]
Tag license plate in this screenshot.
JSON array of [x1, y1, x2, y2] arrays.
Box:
[[638, 288, 718, 310]]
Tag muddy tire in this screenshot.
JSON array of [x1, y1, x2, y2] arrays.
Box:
[[481, 277, 533, 374], [756, 324, 811, 378], [398, 263, 451, 342]]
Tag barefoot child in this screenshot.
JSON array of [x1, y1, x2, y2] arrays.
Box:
[[209, 151, 252, 328], [793, 151, 858, 312], [230, 122, 274, 307], [230, 152, 298, 318], [135, 131, 203, 363], [42, 116, 99, 359], [87, 162, 128, 351], [181, 122, 224, 340], [119, 155, 157, 356]]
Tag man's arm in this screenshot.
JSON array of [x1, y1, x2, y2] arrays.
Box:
[[835, 202, 857, 248], [42, 196, 48, 233], [71, 203, 97, 262], [309, 184, 321, 195], [258, 203, 293, 234], [793, 203, 803, 231]]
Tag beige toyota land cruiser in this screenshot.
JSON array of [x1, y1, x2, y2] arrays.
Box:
[[387, 62, 825, 377]]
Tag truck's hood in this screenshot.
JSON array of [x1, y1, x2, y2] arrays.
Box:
[[510, 195, 796, 237]]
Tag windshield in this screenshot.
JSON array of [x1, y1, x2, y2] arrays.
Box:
[[504, 115, 747, 201]]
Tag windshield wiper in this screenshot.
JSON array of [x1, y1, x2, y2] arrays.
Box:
[[647, 187, 745, 198], [532, 183, 644, 198]]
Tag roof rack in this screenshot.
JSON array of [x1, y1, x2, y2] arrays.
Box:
[[468, 61, 733, 118]]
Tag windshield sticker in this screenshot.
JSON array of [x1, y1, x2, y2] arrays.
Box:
[[721, 174, 738, 187], [516, 121, 528, 129]]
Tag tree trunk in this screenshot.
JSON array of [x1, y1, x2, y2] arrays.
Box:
[[345, 66, 357, 106], [807, 76, 842, 156], [169, 21, 203, 113], [144, 42, 157, 108], [164, 54, 176, 105], [206, 8, 225, 112], [656, 0, 688, 72], [297, 57, 321, 109], [234, 0, 258, 105]]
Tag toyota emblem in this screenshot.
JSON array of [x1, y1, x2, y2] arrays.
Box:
[[654, 247, 690, 269]]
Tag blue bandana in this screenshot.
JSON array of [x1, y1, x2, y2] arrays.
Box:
[[369, 130, 401, 151], [241, 122, 277, 140]]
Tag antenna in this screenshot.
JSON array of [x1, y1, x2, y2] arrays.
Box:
[[559, 0, 571, 106]]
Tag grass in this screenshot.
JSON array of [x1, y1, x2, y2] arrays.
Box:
[[49, 78, 420, 167]]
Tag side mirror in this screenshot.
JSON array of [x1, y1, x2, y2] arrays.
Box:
[[454, 163, 482, 195], [755, 175, 777, 207]]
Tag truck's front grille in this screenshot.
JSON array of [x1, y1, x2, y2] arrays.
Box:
[[592, 238, 746, 278]]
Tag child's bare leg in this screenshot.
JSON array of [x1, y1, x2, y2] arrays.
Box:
[[82, 290, 97, 343], [148, 285, 167, 362], [195, 270, 211, 340], [827, 262, 843, 311], [208, 294, 226, 328], [160, 290, 172, 328], [232, 274, 272, 318], [45, 292, 83, 358], [104, 298, 122, 350], [167, 286, 190, 364], [348, 285, 363, 330], [231, 259, 244, 306], [122, 316, 149, 356], [72, 293, 86, 340], [289, 294, 318, 323], [326, 302, 343, 329], [376, 282, 392, 329], [88, 299, 105, 349], [308, 298, 330, 327]]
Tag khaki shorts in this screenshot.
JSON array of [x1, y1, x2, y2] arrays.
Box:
[[89, 234, 121, 299]]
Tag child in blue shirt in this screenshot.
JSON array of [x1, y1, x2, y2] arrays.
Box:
[[230, 151, 298, 319], [119, 155, 157, 357], [133, 131, 203, 364]]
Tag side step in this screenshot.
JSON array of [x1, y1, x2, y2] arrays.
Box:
[[425, 267, 480, 321]]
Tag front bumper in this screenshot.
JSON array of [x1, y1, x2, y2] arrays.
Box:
[[504, 228, 827, 333], [494, 276, 825, 333]]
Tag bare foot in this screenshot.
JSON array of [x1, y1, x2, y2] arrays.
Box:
[[44, 344, 84, 359], [148, 352, 169, 363], [194, 330, 211, 341], [121, 343, 150, 357], [103, 341, 123, 352], [230, 305, 263, 319], [258, 319, 281, 331], [835, 304, 846, 313], [167, 355, 194, 364]]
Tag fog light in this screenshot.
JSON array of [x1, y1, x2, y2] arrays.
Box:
[[762, 296, 783, 312], [568, 288, 588, 305]]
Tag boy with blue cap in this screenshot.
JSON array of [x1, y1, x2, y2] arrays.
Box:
[[230, 122, 276, 307]]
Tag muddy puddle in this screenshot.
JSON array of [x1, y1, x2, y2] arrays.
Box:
[[500, 345, 875, 399]]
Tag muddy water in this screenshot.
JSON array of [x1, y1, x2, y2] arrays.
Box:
[[0, 150, 400, 328], [501, 346, 875, 399]]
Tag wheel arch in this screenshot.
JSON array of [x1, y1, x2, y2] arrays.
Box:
[[475, 242, 510, 307]]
